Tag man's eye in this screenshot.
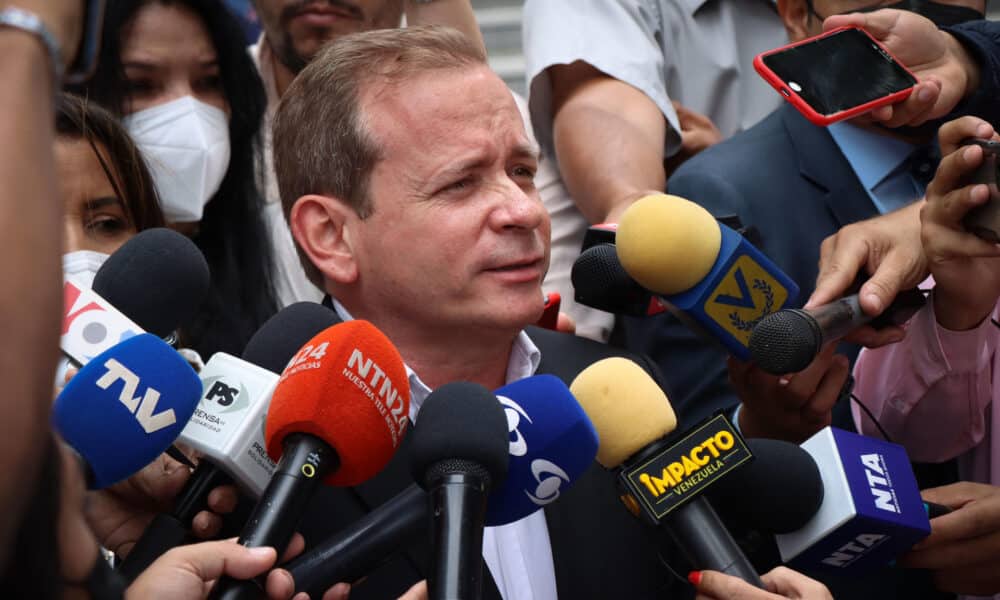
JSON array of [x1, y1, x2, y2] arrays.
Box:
[[444, 178, 473, 192], [512, 166, 536, 179]]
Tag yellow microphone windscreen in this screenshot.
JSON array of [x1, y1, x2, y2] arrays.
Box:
[[616, 194, 721, 295], [569, 357, 677, 468]]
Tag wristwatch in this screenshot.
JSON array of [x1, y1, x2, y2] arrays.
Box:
[[0, 7, 63, 86]]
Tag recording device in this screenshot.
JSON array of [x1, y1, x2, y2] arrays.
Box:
[[615, 194, 799, 360], [748, 288, 927, 375], [410, 382, 510, 600], [65, 0, 106, 84], [536, 292, 562, 330], [62, 228, 210, 365], [52, 333, 202, 488], [961, 138, 1000, 243], [117, 302, 339, 583], [774, 427, 931, 574], [570, 357, 763, 587], [285, 374, 600, 597], [210, 320, 410, 600], [571, 224, 666, 317], [754, 26, 917, 127]]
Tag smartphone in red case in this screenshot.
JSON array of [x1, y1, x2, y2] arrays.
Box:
[[754, 26, 917, 127], [536, 292, 561, 331]]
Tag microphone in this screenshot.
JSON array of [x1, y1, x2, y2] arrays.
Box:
[[773, 427, 931, 575], [570, 357, 763, 587], [571, 225, 666, 317], [409, 382, 510, 600], [61, 228, 210, 365], [284, 374, 599, 597], [117, 302, 339, 582], [52, 333, 202, 488], [614, 194, 799, 360], [210, 320, 410, 600], [748, 289, 928, 375]]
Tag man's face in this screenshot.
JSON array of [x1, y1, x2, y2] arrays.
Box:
[[254, 0, 404, 72], [349, 66, 550, 334]]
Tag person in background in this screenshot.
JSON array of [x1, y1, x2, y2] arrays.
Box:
[[249, 0, 484, 308], [70, 0, 279, 359]]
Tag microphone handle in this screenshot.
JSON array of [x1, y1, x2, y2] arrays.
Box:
[[117, 513, 191, 583], [429, 472, 490, 600], [807, 294, 869, 345], [662, 497, 764, 588], [175, 461, 234, 523], [211, 433, 339, 600], [289, 484, 428, 597]]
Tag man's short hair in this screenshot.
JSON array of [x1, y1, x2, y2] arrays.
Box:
[[272, 25, 488, 288]]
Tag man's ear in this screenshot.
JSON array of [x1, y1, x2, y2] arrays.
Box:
[[777, 0, 812, 42], [288, 194, 360, 285]]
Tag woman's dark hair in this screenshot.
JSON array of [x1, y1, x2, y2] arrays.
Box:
[[55, 92, 166, 233], [69, 0, 279, 357]]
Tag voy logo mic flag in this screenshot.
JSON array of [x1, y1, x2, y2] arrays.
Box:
[[486, 375, 599, 526], [179, 353, 279, 496], [53, 333, 202, 488], [776, 427, 930, 574], [616, 194, 799, 360]]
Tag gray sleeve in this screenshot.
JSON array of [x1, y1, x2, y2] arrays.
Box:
[[522, 0, 681, 156]]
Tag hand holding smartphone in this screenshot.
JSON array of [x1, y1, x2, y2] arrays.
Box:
[[754, 26, 917, 127], [960, 138, 1000, 243]]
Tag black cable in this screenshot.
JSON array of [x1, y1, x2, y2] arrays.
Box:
[[851, 392, 893, 444]]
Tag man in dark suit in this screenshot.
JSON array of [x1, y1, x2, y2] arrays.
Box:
[[270, 24, 684, 600]]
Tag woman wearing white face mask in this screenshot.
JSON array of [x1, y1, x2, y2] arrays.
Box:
[[69, 0, 279, 359], [56, 93, 165, 286]]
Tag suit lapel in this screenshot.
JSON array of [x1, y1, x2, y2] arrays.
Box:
[[779, 105, 877, 228]]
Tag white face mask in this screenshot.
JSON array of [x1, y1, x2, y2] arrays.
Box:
[[124, 96, 231, 223], [62, 250, 110, 288]]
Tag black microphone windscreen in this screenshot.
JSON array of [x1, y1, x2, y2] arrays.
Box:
[[409, 382, 509, 488], [241, 302, 340, 372], [707, 438, 824, 534], [93, 228, 210, 338], [748, 310, 822, 375], [572, 243, 635, 299]]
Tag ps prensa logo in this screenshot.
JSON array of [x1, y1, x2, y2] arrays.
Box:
[[621, 414, 751, 521], [705, 255, 790, 346], [201, 377, 250, 414]]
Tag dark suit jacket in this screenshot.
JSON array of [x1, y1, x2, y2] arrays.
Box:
[[298, 324, 687, 600], [623, 104, 953, 599]]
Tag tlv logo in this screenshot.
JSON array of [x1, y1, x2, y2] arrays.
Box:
[[96, 358, 176, 434], [200, 376, 249, 414]]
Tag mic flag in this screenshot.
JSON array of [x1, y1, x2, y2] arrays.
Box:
[[53, 333, 201, 488], [776, 427, 930, 574], [486, 374, 598, 525]]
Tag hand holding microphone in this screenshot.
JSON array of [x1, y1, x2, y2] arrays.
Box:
[[691, 567, 833, 600]]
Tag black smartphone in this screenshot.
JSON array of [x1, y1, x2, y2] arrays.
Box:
[[754, 27, 917, 126], [65, 0, 106, 84], [961, 138, 1000, 243]]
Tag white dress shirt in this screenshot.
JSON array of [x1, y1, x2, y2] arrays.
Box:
[[330, 300, 560, 600]]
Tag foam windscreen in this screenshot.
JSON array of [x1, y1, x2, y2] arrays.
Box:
[[486, 375, 598, 525], [242, 302, 340, 372], [707, 438, 824, 534], [409, 381, 509, 488], [53, 333, 202, 488], [615, 194, 721, 295], [570, 357, 677, 468], [264, 320, 410, 486], [93, 228, 210, 337]]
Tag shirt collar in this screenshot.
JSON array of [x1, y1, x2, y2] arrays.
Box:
[[249, 34, 280, 120], [679, 0, 776, 15], [329, 298, 541, 422], [827, 121, 916, 192]]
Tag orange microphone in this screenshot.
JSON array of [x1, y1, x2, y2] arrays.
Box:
[[212, 320, 410, 600]]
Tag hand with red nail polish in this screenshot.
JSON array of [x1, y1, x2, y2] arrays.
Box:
[[692, 567, 832, 600]]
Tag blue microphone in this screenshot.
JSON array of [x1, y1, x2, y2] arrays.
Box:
[[53, 333, 202, 489], [486, 374, 598, 524], [284, 374, 599, 597]]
